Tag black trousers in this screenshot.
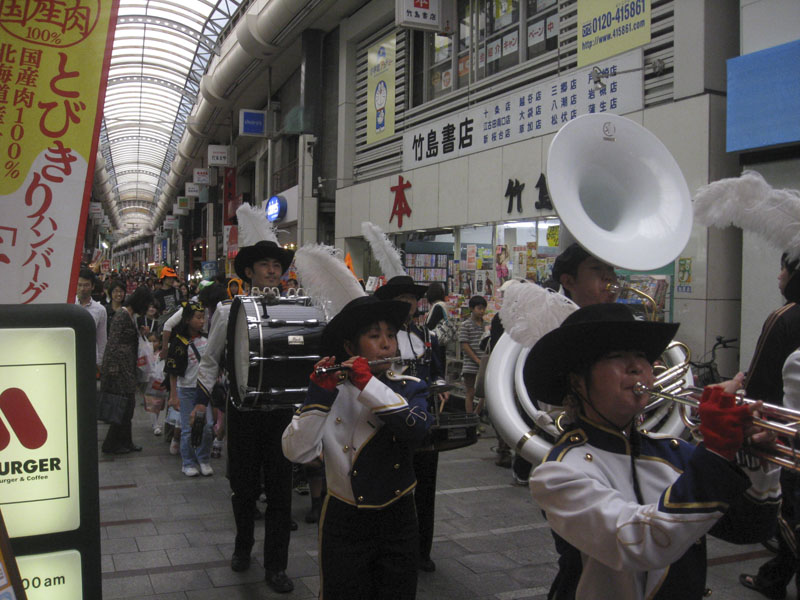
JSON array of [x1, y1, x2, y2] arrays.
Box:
[[753, 469, 800, 593], [413, 449, 438, 560], [102, 393, 134, 452], [227, 405, 293, 572], [320, 494, 418, 600]]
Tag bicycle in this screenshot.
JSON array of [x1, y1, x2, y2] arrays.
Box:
[[689, 336, 738, 387]]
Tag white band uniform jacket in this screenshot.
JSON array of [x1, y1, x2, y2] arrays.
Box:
[[530, 416, 781, 600], [282, 373, 432, 508]]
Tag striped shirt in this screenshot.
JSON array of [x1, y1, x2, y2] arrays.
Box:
[[459, 317, 486, 374]]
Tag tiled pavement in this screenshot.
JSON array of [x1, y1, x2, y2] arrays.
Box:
[[99, 407, 792, 599]]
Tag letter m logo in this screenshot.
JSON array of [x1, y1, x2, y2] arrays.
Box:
[[0, 388, 48, 450]]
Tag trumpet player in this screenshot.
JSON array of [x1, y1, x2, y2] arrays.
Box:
[[527, 303, 781, 600], [282, 294, 433, 600]]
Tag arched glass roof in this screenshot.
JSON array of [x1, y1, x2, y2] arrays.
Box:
[[101, 0, 246, 232]]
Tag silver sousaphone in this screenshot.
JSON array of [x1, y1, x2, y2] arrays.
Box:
[[486, 113, 695, 465]]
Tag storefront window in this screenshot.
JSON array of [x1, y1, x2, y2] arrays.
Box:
[[416, 0, 552, 107], [525, 0, 558, 60], [484, 0, 520, 79], [428, 34, 454, 100]]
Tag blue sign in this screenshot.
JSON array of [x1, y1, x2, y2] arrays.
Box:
[[266, 195, 288, 222], [727, 40, 800, 152], [201, 261, 218, 279], [239, 109, 266, 136]]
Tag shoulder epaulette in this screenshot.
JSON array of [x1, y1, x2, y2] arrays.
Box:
[[545, 428, 587, 462]]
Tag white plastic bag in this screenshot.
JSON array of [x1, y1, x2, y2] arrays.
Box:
[[146, 359, 168, 399], [136, 334, 155, 383]]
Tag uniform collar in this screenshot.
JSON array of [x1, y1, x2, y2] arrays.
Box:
[[576, 416, 639, 456]]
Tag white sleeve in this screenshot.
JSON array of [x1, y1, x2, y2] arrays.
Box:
[[530, 448, 749, 573], [195, 302, 228, 400], [783, 349, 800, 411], [162, 308, 182, 333]]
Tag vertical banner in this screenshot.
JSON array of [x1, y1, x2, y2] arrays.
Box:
[[576, 0, 650, 67], [366, 33, 396, 145], [0, 1, 120, 304]]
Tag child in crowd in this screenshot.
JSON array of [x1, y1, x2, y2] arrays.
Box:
[[459, 295, 487, 415], [165, 302, 214, 477], [143, 334, 167, 435]]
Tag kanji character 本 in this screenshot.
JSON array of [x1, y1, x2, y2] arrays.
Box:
[[389, 175, 412, 228]]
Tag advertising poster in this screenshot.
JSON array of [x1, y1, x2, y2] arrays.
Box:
[[366, 33, 396, 145], [0, 1, 120, 304], [577, 0, 651, 66]]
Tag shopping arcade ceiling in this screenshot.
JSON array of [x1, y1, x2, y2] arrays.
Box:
[[100, 0, 246, 239]]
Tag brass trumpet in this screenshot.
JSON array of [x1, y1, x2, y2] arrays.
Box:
[[634, 382, 800, 472]]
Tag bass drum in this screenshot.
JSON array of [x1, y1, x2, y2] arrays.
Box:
[[227, 295, 326, 411], [485, 333, 690, 465]]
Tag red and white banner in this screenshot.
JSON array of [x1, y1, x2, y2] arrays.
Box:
[[0, 1, 120, 303]]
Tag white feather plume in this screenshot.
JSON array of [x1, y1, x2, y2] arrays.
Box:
[[361, 222, 406, 278], [236, 203, 279, 247], [294, 244, 365, 320], [499, 281, 579, 347], [694, 170, 800, 260]]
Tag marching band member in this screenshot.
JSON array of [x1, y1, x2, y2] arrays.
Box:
[[282, 244, 433, 600], [191, 203, 295, 593], [364, 222, 448, 572], [527, 303, 781, 600]]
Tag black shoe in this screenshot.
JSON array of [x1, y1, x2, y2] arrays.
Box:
[[305, 507, 319, 524], [127, 444, 142, 452], [231, 553, 251, 572], [290, 519, 298, 531], [265, 570, 294, 593], [419, 557, 436, 572], [738, 573, 786, 599], [111, 446, 131, 455]]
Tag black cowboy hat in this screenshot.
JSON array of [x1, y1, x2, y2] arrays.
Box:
[[234, 241, 294, 282], [322, 296, 410, 362], [374, 275, 428, 300], [523, 303, 679, 405]]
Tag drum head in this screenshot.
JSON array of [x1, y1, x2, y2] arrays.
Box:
[[228, 297, 255, 405]]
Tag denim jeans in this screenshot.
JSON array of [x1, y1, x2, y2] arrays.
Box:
[[178, 386, 213, 469]]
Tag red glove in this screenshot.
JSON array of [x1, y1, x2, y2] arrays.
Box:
[[349, 357, 373, 391], [698, 386, 751, 461], [310, 360, 340, 392]]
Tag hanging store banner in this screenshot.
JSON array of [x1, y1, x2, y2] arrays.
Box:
[[395, 0, 456, 34], [366, 34, 396, 145], [576, 0, 651, 67], [0, 0, 120, 304], [402, 49, 643, 171], [208, 145, 231, 167]]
